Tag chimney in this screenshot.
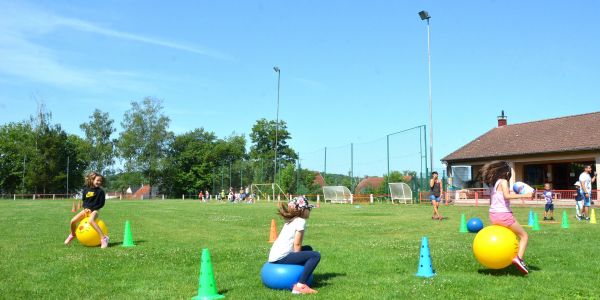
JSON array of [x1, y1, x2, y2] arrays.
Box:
[[497, 110, 507, 127]]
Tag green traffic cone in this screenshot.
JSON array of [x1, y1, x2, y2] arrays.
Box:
[[459, 214, 468, 233], [122, 220, 135, 247], [192, 249, 224, 300], [532, 213, 540, 231], [561, 210, 569, 229]]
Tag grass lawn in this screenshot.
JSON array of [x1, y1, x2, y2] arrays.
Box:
[[1, 199, 599, 299]]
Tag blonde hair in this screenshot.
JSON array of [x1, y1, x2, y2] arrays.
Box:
[[277, 202, 310, 223], [85, 172, 104, 188]]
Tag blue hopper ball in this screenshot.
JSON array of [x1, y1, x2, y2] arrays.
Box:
[[260, 263, 313, 290], [467, 218, 484, 233]]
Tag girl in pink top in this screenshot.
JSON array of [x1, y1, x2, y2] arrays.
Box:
[[481, 161, 533, 275]]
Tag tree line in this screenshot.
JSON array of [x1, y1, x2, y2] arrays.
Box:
[[0, 97, 326, 197]]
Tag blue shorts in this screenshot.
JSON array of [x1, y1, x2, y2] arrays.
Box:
[[583, 194, 591, 207], [545, 203, 554, 212], [430, 195, 441, 202]]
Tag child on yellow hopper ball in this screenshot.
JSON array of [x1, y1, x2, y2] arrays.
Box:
[[64, 172, 109, 248], [268, 196, 321, 294], [481, 161, 533, 274]]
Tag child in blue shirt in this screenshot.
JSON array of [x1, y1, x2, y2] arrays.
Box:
[[543, 183, 555, 221]]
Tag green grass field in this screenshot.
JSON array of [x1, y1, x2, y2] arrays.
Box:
[[1, 200, 599, 299]]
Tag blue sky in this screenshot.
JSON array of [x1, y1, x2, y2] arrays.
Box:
[[1, 0, 599, 177]]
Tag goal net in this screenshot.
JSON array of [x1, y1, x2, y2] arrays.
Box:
[[250, 183, 287, 202], [389, 182, 413, 204], [322, 186, 352, 204]]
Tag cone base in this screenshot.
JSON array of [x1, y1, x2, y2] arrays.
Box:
[[122, 243, 135, 247], [192, 293, 224, 300], [416, 271, 435, 278]]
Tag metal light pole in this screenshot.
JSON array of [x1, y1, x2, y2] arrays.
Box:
[[419, 10, 434, 173], [273, 66, 281, 185]]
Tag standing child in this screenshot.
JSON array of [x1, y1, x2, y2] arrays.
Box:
[[268, 196, 320, 294], [543, 183, 555, 221], [429, 171, 443, 220], [64, 172, 109, 248], [481, 161, 533, 275], [574, 182, 583, 220]]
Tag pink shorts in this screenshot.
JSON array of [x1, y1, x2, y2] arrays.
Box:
[[489, 212, 516, 227]]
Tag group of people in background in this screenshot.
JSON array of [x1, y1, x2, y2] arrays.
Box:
[[197, 186, 255, 203]]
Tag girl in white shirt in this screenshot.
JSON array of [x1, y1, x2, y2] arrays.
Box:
[[268, 196, 320, 294]]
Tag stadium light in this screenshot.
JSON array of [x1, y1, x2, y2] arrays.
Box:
[[418, 10, 434, 172], [273, 66, 281, 185]]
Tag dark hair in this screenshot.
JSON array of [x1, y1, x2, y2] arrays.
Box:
[[431, 171, 438, 176], [480, 161, 511, 186]]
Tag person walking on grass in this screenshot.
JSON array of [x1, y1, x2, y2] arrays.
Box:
[[481, 161, 533, 275], [543, 183, 555, 221], [579, 165, 597, 221], [268, 196, 320, 294], [429, 171, 443, 220], [64, 172, 109, 248]]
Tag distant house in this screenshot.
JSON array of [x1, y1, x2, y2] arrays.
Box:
[[442, 111, 600, 190], [354, 177, 385, 194]]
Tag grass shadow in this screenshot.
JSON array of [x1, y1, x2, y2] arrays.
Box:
[[108, 240, 147, 247], [312, 272, 346, 288], [477, 264, 541, 276]]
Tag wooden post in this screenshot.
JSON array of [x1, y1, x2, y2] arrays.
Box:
[[475, 192, 479, 207]]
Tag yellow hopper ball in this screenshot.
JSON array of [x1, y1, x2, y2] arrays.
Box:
[[75, 217, 108, 247], [473, 225, 518, 269]]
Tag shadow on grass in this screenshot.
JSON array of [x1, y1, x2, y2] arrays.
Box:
[[477, 264, 540, 276], [312, 272, 346, 287], [108, 240, 147, 247]]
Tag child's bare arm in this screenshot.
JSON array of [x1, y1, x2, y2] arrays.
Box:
[[293, 231, 304, 252], [499, 180, 533, 200]]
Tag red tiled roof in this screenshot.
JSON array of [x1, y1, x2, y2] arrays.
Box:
[[355, 177, 384, 194], [443, 111, 600, 162]]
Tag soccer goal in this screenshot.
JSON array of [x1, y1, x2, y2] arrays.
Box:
[[250, 183, 287, 202], [389, 182, 413, 204], [322, 186, 352, 204]]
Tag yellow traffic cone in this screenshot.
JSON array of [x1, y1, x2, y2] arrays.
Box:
[[590, 209, 597, 224]]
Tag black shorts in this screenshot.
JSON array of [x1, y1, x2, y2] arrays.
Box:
[[545, 203, 554, 212]]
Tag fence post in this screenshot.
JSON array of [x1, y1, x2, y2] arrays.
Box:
[[475, 192, 479, 207], [268, 195, 271, 202], [14, 194, 16, 200], [33, 194, 35, 200], [162, 194, 165, 200], [182, 194, 185, 200], [370, 194, 374, 204], [350, 194, 354, 205]]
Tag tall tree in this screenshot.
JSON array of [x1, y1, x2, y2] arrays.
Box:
[[79, 109, 116, 174], [117, 97, 174, 188], [249, 118, 297, 183], [163, 128, 218, 196]]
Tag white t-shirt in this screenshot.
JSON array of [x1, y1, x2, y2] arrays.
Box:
[[268, 217, 306, 262], [579, 172, 592, 194]]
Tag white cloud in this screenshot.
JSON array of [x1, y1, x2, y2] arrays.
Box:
[[0, 1, 229, 90]]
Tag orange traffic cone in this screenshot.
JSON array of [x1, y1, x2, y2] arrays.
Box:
[[268, 219, 278, 243], [316, 195, 321, 208], [71, 200, 76, 212]]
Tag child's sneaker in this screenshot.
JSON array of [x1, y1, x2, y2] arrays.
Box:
[[100, 236, 109, 249], [291, 283, 318, 294], [543, 217, 548, 221], [64, 233, 75, 245], [511, 256, 529, 275]]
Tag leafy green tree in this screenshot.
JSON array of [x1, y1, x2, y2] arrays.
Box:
[[163, 128, 218, 196], [249, 118, 297, 183], [0, 122, 34, 193], [117, 97, 174, 188], [79, 109, 116, 174]]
